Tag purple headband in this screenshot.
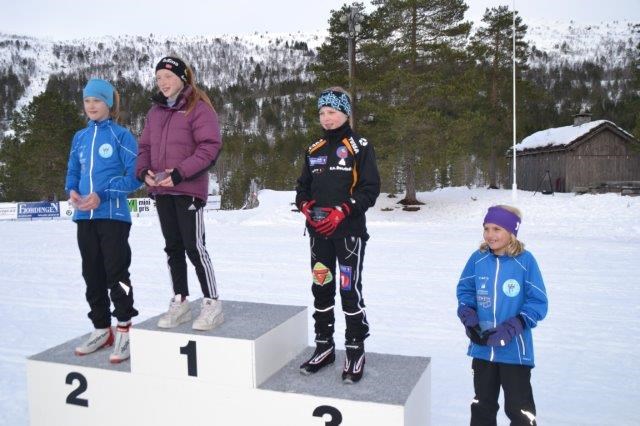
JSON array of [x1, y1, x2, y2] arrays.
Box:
[[483, 206, 521, 236]]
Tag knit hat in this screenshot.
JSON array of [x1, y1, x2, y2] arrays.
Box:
[[155, 56, 188, 83], [483, 206, 521, 236], [317, 89, 352, 116], [83, 78, 114, 108]]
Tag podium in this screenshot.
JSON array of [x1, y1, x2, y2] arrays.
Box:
[[27, 300, 430, 425]]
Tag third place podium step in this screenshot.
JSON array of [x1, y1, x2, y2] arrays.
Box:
[[259, 348, 431, 426]]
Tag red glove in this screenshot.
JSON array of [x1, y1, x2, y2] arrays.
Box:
[[316, 203, 350, 236], [300, 200, 317, 225]]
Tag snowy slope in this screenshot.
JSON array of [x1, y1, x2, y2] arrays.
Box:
[[1, 187, 639, 425], [0, 31, 324, 111], [526, 19, 639, 69], [1, 19, 638, 116]]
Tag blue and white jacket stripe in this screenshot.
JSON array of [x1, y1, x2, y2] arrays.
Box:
[[456, 249, 548, 367], [65, 119, 141, 223]]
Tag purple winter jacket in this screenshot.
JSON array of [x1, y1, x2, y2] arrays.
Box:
[[136, 86, 222, 202]]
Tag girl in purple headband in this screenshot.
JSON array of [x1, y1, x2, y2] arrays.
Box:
[[456, 205, 548, 425]]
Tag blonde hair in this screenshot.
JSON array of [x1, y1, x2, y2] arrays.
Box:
[[183, 63, 215, 115], [479, 204, 525, 256]]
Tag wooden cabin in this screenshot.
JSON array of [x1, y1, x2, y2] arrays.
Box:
[[507, 114, 640, 193]]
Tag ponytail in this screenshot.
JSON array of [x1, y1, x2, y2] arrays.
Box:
[[110, 90, 121, 122], [184, 65, 215, 115]]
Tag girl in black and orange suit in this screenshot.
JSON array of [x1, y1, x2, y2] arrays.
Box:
[[295, 87, 380, 384]]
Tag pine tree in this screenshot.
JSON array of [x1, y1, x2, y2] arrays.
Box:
[[361, 0, 471, 202], [0, 90, 84, 201], [469, 5, 528, 188]]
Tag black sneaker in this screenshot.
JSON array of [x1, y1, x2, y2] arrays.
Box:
[[300, 338, 335, 375], [342, 340, 365, 384]]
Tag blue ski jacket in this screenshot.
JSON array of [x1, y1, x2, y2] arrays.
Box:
[[65, 119, 141, 223], [456, 249, 548, 367]]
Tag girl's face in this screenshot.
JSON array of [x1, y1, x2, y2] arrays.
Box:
[[483, 223, 512, 255], [319, 106, 349, 130], [83, 97, 110, 121], [156, 69, 185, 99]]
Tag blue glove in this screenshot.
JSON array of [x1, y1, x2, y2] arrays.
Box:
[[457, 305, 479, 327], [484, 316, 525, 347]]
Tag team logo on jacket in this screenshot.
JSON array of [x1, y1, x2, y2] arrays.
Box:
[[477, 295, 491, 308], [339, 264, 352, 291], [502, 279, 520, 297], [336, 146, 349, 166], [309, 156, 327, 166], [98, 143, 113, 158], [347, 137, 360, 154], [312, 262, 333, 286], [359, 137, 368, 147]]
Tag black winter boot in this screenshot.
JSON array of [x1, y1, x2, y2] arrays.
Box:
[[342, 339, 365, 384], [300, 336, 335, 375]]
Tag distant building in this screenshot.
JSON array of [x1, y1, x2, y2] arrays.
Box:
[[507, 113, 640, 193]]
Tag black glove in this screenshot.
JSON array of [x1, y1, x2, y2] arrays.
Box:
[[466, 326, 489, 345]]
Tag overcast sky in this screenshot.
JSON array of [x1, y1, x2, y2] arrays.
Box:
[[1, 0, 638, 40]]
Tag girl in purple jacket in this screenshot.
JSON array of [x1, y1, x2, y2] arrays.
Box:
[[136, 56, 223, 331]]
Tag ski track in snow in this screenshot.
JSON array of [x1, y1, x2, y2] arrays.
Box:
[[1, 188, 638, 425]]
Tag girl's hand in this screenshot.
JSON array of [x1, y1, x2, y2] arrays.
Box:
[[158, 169, 175, 187], [68, 190, 82, 207], [144, 170, 158, 187], [77, 192, 101, 211]]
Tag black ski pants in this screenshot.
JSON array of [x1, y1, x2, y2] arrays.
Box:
[[470, 358, 537, 426], [77, 219, 138, 328], [309, 236, 369, 342], [155, 195, 218, 299]]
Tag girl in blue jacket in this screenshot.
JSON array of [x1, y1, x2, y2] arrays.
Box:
[[456, 205, 548, 426], [65, 78, 142, 363]]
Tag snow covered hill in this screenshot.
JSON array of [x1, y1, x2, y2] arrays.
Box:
[[0, 31, 322, 113], [527, 19, 639, 69], [1, 19, 638, 119]]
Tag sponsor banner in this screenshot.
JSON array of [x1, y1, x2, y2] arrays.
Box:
[[17, 201, 61, 219], [59, 201, 75, 220], [204, 195, 221, 211], [0, 203, 17, 220], [128, 198, 156, 217], [0, 203, 18, 220]]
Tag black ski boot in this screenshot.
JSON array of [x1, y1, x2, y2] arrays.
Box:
[[342, 339, 365, 384], [300, 336, 335, 375]]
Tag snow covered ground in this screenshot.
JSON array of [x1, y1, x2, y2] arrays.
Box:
[[1, 187, 638, 425]]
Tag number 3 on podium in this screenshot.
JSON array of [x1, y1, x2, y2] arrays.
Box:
[[313, 405, 342, 425]]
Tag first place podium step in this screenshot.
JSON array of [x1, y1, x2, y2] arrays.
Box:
[[131, 299, 308, 388], [27, 299, 431, 425]]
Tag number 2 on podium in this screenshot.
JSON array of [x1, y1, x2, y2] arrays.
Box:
[[180, 340, 198, 377], [65, 372, 88, 407]]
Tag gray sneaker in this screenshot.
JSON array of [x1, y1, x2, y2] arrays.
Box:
[[75, 328, 113, 356], [109, 322, 131, 364], [192, 298, 224, 331], [157, 295, 191, 328]]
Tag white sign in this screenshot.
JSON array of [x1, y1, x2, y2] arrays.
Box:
[[0, 203, 17, 220]]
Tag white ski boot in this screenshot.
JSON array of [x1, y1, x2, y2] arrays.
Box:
[[157, 294, 191, 328], [109, 321, 131, 364], [75, 327, 114, 356], [192, 298, 224, 331]]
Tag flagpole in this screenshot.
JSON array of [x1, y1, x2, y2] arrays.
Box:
[[512, 0, 518, 202]]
